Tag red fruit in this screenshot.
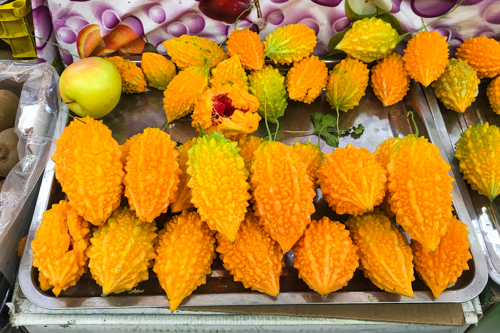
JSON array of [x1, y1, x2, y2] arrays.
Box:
[[199, 0, 253, 24]]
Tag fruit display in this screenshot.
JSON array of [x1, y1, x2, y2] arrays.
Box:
[[154, 210, 216, 311], [326, 58, 370, 112], [123, 128, 180, 223], [346, 210, 414, 297], [286, 56, 328, 104], [248, 65, 288, 123], [456, 36, 500, 79], [163, 35, 227, 69], [487, 76, 500, 115], [318, 144, 387, 216], [371, 53, 410, 106], [293, 217, 359, 295], [335, 17, 399, 63], [250, 141, 316, 252], [58, 57, 122, 119], [170, 138, 197, 213], [33, 8, 487, 307], [216, 211, 283, 296], [31, 200, 90, 296], [141, 52, 176, 91], [209, 54, 248, 89], [187, 131, 250, 242], [263, 24, 317, 65], [432, 59, 480, 113], [227, 29, 265, 71], [403, 31, 449, 87], [0, 128, 19, 177], [86, 206, 157, 296], [455, 122, 500, 200], [52, 116, 124, 226], [106, 56, 147, 94], [412, 216, 472, 298], [163, 65, 210, 123], [191, 84, 261, 140], [387, 133, 454, 252]]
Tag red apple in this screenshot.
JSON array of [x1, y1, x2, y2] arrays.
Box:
[[199, 0, 257, 24]]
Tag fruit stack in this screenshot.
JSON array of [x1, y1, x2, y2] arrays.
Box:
[[30, 13, 488, 311]]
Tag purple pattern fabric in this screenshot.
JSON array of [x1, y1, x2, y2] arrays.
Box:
[[33, 0, 500, 65]]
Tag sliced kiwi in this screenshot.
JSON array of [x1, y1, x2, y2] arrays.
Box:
[[0, 128, 19, 177], [0, 90, 19, 133]]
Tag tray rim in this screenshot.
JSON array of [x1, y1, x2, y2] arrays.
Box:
[[422, 85, 500, 286], [18, 82, 488, 310]]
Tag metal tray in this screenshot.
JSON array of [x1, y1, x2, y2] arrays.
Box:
[[18, 64, 488, 309], [423, 82, 500, 286]]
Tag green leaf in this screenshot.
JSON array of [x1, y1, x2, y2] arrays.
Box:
[[378, 13, 401, 32], [320, 131, 340, 148], [327, 29, 349, 54], [321, 114, 338, 128], [143, 42, 159, 54], [310, 112, 324, 129], [51, 52, 64, 76], [352, 124, 365, 139]]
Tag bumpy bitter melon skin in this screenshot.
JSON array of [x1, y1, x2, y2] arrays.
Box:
[[326, 58, 369, 112], [191, 84, 261, 140], [293, 217, 359, 295], [403, 31, 449, 87], [154, 210, 216, 311], [119, 134, 140, 167], [216, 211, 284, 296], [107, 56, 147, 94], [187, 132, 251, 242], [456, 36, 500, 79], [432, 59, 480, 113], [286, 56, 328, 104], [412, 216, 472, 298], [318, 144, 387, 216], [237, 136, 265, 171], [123, 128, 180, 223], [486, 76, 500, 115], [171, 138, 197, 213], [141, 52, 176, 91], [455, 122, 500, 200], [293, 142, 323, 189], [210, 54, 248, 89], [388, 135, 454, 252], [248, 65, 288, 123], [250, 141, 316, 252], [226, 29, 265, 71], [371, 53, 410, 106], [264, 24, 316, 65], [52, 116, 124, 226], [163, 65, 210, 123], [86, 206, 157, 296], [346, 210, 414, 298], [335, 17, 399, 63], [163, 35, 227, 69], [374, 137, 401, 218], [32, 200, 90, 296]]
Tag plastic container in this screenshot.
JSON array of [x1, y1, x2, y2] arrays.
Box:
[[0, 0, 36, 57]]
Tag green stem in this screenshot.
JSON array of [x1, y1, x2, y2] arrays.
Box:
[[233, 4, 254, 31], [160, 118, 169, 131], [197, 123, 207, 136], [60, 108, 87, 124], [399, 0, 465, 39], [408, 111, 419, 137], [206, 37, 227, 66], [336, 107, 340, 139], [284, 130, 312, 133], [264, 98, 273, 141], [421, 18, 427, 32], [320, 50, 343, 60], [274, 120, 279, 141], [31, 34, 81, 59]]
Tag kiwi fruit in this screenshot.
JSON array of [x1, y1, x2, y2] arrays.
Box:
[[0, 179, 4, 192], [0, 90, 19, 133], [0, 128, 19, 177]]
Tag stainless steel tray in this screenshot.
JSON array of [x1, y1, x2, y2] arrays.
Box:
[[423, 83, 500, 286], [18, 64, 488, 309]]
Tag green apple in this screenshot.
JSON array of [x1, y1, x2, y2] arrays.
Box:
[[59, 57, 122, 119]]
